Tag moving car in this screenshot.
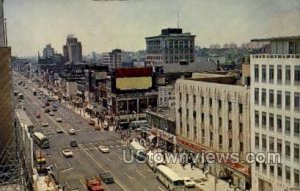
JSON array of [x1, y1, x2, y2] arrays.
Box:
[[70, 140, 78, 147], [98, 146, 109, 153], [88, 120, 95, 126], [99, 172, 114, 184], [62, 149, 73, 158], [68, 128, 76, 135], [56, 129, 64, 134], [44, 108, 50, 113], [183, 177, 196, 188], [41, 123, 48, 127], [85, 176, 104, 191], [56, 117, 62, 122]]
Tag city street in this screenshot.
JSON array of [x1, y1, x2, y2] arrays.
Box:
[[15, 80, 168, 191]]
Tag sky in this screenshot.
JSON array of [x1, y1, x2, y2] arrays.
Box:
[[4, 0, 300, 57]]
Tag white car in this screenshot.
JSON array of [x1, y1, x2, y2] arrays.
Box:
[[56, 117, 62, 122], [98, 146, 110, 153], [62, 149, 73, 158], [68, 128, 76, 135], [41, 123, 49, 127], [183, 177, 196, 188], [49, 112, 55, 116]]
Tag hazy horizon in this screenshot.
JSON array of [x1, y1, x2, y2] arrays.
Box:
[[5, 0, 300, 57]]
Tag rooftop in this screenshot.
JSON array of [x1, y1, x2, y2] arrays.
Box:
[[251, 35, 300, 42], [146, 106, 175, 122], [189, 72, 241, 85]]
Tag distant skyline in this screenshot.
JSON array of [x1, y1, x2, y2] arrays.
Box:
[[5, 0, 300, 57]]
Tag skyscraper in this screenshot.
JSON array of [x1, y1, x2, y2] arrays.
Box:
[[250, 36, 300, 191], [42, 43, 55, 58], [63, 34, 82, 63]]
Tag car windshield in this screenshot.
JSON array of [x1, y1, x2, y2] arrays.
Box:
[[174, 180, 184, 186]]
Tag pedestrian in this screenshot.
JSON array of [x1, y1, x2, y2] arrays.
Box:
[[204, 169, 209, 178], [228, 178, 232, 188]]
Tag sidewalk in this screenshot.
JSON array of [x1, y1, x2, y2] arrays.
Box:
[[167, 161, 241, 191]]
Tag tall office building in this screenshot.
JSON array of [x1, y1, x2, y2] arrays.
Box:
[[42, 43, 55, 58], [145, 28, 195, 66], [63, 34, 82, 63], [250, 36, 300, 191]]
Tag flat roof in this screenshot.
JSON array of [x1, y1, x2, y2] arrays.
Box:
[[251, 35, 300, 42]]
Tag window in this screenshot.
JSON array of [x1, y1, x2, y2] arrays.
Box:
[[209, 115, 213, 125], [218, 100, 222, 109], [269, 65, 274, 82], [228, 102, 232, 112], [209, 98, 212, 107], [255, 88, 259, 105], [219, 135, 222, 144], [262, 65, 266, 82], [179, 93, 182, 100], [229, 138, 232, 149], [193, 111, 196, 118], [262, 135, 266, 150], [210, 132, 213, 141], [269, 114, 274, 131], [270, 165, 274, 175], [277, 139, 282, 155], [240, 142, 243, 152], [219, 117, 222, 127], [239, 104, 243, 114], [295, 118, 300, 137], [228, 120, 232, 130], [294, 144, 299, 161], [255, 133, 259, 149], [186, 94, 189, 103], [201, 97, 204, 105], [285, 92, 291, 110], [286, 166, 291, 182], [255, 65, 259, 82], [269, 137, 274, 152], [277, 164, 282, 178], [269, 90, 274, 107], [201, 129, 205, 138], [194, 126, 197, 139], [295, 92, 300, 111], [295, 66, 300, 85], [262, 112, 267, 128], [201, 113, 204, 121], [193, 95, 196, 104], [294, 169, 299, 186], [277, 115, 282, 133], [262, 89, 266, 106], [239, 123, 243, 133], [277, 65, 282, 84], [285, 117, 290, 135], [277, 91, 282, 109], [285, 141, 290, 159], [286, 66, 291, 84], [255, 111, 259, 127]]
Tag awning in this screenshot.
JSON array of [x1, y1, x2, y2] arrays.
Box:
[[147, 135, 156, 141]]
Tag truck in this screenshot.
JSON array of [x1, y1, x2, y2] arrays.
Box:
[[35, 149, 46, 164], [85, 176, 104, 191]]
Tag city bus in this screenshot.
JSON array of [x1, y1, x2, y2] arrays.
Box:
[[129, 120, 149, 129], [129, 141, 147, 161], [146, 151, 166, 172], [155, 165, 184, 191], [33, 132, 50, 149]]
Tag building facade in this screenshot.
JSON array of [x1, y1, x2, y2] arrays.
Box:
[[175, 76, 251, 190], [157, 85, 175, 108], [250, 36, 300, 191], [42, 44, 55, 59], [63, 34, 82, 63], [146, 28, 195, 66]]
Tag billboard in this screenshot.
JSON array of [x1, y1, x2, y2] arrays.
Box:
[[116, 77, 152, 90]]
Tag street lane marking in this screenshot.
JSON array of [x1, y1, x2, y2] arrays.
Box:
[[143, 189, 149, 191], [66, 161, 71, 168], [79, 178, 85, 186], [60, 167, 73, 173], [157, 186, 164, 191], [65, 180, 71, 189], [78, 159, 83, 166], [136, 170, 146, 178], [79, 145, 128, 191], [124, 172, 134, 179]]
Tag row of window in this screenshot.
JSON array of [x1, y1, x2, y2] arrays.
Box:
[[255, 133, 299, 161], [256, 163, 299, 185], [254, 89, 300, 111], [254, 111, 300, 136], [254, 64, 300, 84]]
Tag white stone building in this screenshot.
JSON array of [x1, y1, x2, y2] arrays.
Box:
[[158, 85, 175, 108], [175, 74, 251, 190], [250, 36, 300, 191]]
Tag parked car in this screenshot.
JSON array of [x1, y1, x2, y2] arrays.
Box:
[[70, 140, 78, 147], [99, 172, 114, 184], [49, 112, 55, 116], [62, 149, 73, 158], [88, 120, 96, 126], [183, 177, 196, 188], [98, 146, 109, 153], [44, 108, 50, 113], [68, 128, 76, 135]]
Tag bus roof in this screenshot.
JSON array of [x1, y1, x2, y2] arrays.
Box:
[[156, 165, 182, 181], [130, 141, 146, 151], [33, 132, 47, 140]]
